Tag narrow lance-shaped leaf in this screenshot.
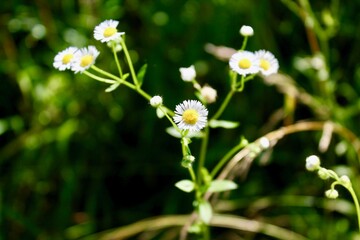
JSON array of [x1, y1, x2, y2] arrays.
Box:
[[209, 119, 240, 129], [105, 82, 120, 92], [136, 63, 147, 87]]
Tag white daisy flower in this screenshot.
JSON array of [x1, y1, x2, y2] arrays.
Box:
[[94, 19, 125, 43], [173, 100, 208, 132], [239, 25, 254, 37], [255, 50, 279, 76], [229, 51, 259, 76], [71, 46, 100, 73], [179, 65, 196, 82], [53, 47, 78, 71]]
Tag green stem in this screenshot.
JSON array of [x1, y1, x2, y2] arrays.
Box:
[[210, 142, 244, 178], [112, 44, 123, 78], [188, 166, 196, 183], [120, 38, 139, 87], [197, 126, 209, 186], [136, 87, 152, 101], [90, 65, 136, 90], [83, 71, 116, 84], [347, 187, 360, 231], [240, 36, 248, 51], [91, 65, 120, 81], [211, 90, 235, 120]]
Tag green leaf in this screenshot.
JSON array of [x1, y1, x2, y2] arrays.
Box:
[[198, 201, 212, 224], [105, 82, 120, 92], [166, 127, 203, 139], [136, 63, 147, 86], [175, 180, 195, 193], [122, 73, 130, 80], [207, 180, 238, 193], [209, 119, 239, 129]]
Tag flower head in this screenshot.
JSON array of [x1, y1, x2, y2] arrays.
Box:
[[240, 25, 254, 37], [71, 46, 100, 73], [255, 50, 279, 76], [94, 19, 125, 43], [53, 47, 78, 71], [173, 100, 208, 132], [305, 155, 321, 171], [179, 65, 196, 82], [229, 51, 259, 76]]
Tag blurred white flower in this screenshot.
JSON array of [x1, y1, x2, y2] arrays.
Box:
[[200, 85, 217, 104], [179, 65, 196, 82], [94, 19, 125, 43], [71, 46, 100, 73], [229, 51, 259, 76], [255, 50, 279, 76], [53, 47, 78, 71]]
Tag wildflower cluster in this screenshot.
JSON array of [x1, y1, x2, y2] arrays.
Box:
[[229, 49, 279, 77], [305, 155, 354, 199], [53, 20, 124, 73], [53, 21, 280, 238]]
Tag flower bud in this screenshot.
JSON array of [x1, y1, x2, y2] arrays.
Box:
[[150, 95, 163, 107], [340, 175, 351, 187], [179, 65, 196, 82], [305, 155, 321, 171], [239, 25, 254, 37], [325, 189, 339, 199], [200, 85, 217, 104], [317, 168, 330, 180], [182, 155, 195, 168]]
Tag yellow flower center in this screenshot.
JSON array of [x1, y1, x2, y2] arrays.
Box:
[[182, 109, 199, 125], [62, 54, 73, 64], [238, 59, 251, 69], [260, 59, 270, 70], [103, 27, 117, 38], [80, 55, 94, 67]]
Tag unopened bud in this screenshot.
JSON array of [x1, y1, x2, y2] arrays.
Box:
[[325, 189, 339, 199], [305, 155, 321, 171], [150, 95, 163, 107], [317, 168, 330, 180], [239, 25, 254, 37]]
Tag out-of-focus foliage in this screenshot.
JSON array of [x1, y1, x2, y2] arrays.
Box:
[[1, 0, 360, 239]]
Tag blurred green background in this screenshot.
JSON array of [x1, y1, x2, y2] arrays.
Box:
[[2, 0, 360, 239]]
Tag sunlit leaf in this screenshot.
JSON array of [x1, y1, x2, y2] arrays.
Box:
[[198, 201, 212, 224], [105, 82, 120, 92], [175, 179, 195, 193], [207, 180, 237, 193], [209, 119, 239, 129], [165, 127, 203, 138]]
